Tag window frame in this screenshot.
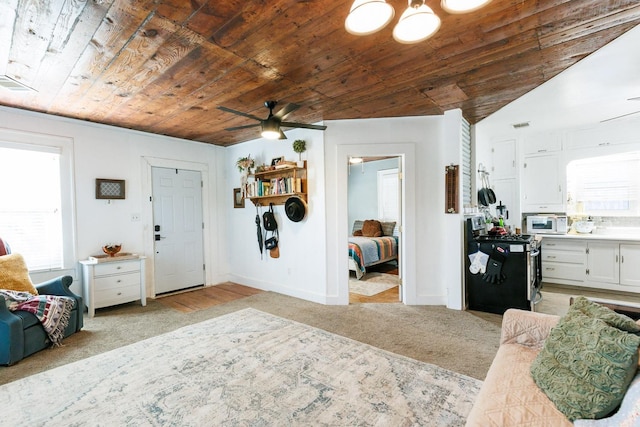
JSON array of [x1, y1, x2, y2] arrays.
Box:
[[0, 128, 77, 281]]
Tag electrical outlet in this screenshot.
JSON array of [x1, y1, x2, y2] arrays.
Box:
[[131, 213, 141, 221]]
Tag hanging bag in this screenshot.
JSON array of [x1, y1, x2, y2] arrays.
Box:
[[263, 203, 277, 231], [262, 203, 279, 257]]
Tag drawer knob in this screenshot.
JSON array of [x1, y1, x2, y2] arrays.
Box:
[[117, 279, 122, 283], [117, 292, 122, 296], [117, 266, 122, 269]]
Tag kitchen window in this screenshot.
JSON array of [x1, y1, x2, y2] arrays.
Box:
[[566, 151, 640, 216], [0, 130, 76, 275]]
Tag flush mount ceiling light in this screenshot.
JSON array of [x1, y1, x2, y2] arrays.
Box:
[[441, 0, 492, 14], [345, 0, 490, 44], [345, 0, 395, 35], [393, 0, 441, 44]]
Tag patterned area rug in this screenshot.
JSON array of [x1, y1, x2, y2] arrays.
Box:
[[349, 272, 400, 296], [1, 308, 481, 426]]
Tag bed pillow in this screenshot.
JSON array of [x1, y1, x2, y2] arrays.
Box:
[[530, 297, 640, 421], [361, 220, 382, 237], [381, 221, 396, 236], [352, 220, 364, 236], [0, 253, 38, 295]]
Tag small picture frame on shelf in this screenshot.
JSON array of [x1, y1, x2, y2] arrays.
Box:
[[270, 156, 284, 167], [233, 188, 244, 208], [96, 179, 125, 199]]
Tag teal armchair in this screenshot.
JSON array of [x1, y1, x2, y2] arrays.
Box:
[[0, 238, 83, 365]]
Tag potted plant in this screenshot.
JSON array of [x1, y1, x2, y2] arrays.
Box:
[[292, 140, 306, 168], [236, 155, 254, 173]]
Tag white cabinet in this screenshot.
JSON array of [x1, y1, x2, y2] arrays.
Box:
[[542, 238, 640, 292], [490, 139, 516, 179], [522, 153, 564, 212], [566, 120, 639, 150], [586, 241, 619, 284], [541, 238, 586, 285], [523, 131, 563, 155], [80, 256, 146, 317], [620, 244, 640, 287]]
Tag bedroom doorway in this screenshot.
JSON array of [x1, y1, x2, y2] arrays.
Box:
[[347, 156, 402, 304]]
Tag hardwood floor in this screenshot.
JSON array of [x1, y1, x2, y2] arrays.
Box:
[[349, 286, 400, 303], [156, 282, 263, 313], [349, 261, 400, 304]]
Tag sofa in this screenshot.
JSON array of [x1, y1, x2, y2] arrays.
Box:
[[466, 308, 640, 426], [0, 274, 83, 366]]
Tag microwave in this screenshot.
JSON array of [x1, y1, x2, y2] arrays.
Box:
[[526, 215, 568, 234]]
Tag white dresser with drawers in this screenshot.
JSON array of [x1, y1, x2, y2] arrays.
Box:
[[80, 256, 146, 317]]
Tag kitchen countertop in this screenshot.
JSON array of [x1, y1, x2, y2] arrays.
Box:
[[539, 230, 640, 242]]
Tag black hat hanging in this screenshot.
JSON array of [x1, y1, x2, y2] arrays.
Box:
[[285, 196, 307, 222]]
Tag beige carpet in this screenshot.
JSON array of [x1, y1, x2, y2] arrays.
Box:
[[349, 272, 400, 296], [1, 308, 481, 426], [1, 290, 502, 385]]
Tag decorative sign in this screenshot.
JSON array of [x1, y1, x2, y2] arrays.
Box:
[[96, 179, 125, 199]]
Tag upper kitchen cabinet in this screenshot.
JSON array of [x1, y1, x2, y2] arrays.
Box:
[[523, 131, 563, 155], [566, 118, 640, 150], [522, 153, 565, 212], [490, 139, 517, 179]]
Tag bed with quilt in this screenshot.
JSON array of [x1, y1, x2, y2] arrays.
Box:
[[349, 219, 398, 279]]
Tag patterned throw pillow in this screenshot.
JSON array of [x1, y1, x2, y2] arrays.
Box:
[[352, 220, 364, 236], [381, 221, 396, 236], [0, 253, 38, 295], [530, 297, 640, 421]]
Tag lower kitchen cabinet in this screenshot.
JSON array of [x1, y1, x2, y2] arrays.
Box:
[[541, 238, 586, 285], [620, 244, 640, 287], [80, 256, 146, 317], [542, 237, 640, 292], [586, 241, 619, 284]]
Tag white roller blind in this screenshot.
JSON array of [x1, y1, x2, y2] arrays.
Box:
[[567, 151, 640, 216]]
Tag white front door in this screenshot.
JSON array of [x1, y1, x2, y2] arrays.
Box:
[[152, 167, 205, 294]]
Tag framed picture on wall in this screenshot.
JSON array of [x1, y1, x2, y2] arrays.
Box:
[[233, 188, 244, 208], [96, 179, 125, 199], [270, 156, 284, 167]]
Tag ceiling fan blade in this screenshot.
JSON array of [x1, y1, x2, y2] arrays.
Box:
[[281, 121, 327, 131], [225, 123, 261, 131], [274, 103, 300, 120], [600, 110, 640, 123], [217, 106, 263, 122]]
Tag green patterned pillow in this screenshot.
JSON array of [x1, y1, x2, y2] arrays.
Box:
[[530, 297, 640, 421]]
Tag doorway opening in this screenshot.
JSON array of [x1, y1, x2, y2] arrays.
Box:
[[347, 156, 402, 304]]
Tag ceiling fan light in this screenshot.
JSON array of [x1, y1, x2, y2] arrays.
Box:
[[261, 120, 281, 140], [392, 2, 441, 44], [441, 0, 492, 14], [345, 0, 395, 36]]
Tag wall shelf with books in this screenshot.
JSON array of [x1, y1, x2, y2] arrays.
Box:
[[247, 161, 307, 206]]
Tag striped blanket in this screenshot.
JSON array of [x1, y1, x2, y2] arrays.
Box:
[[0, 289, 74, 346], [348, 236, 398, 278]]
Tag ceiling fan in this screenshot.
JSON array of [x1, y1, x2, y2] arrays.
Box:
[[600, 97, 640, 123], [217, 101, 327, 140]]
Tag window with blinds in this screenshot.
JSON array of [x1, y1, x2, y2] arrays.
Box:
[[0, 145, 64, 271], [567, 151, 640, 216], [377, 168, 399, 222]]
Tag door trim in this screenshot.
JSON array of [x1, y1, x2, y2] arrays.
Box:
[[336, 143, 416, 305], [141, 157, 210, 297]]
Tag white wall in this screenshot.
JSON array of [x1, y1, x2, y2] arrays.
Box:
[[0, 106, 226, 296], [225, 128, 328, 303], [1, 105, 466, 309], [324, 113, 465, 306]]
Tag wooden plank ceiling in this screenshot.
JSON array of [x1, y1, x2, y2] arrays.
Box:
[[0, 0, 639, 146]]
